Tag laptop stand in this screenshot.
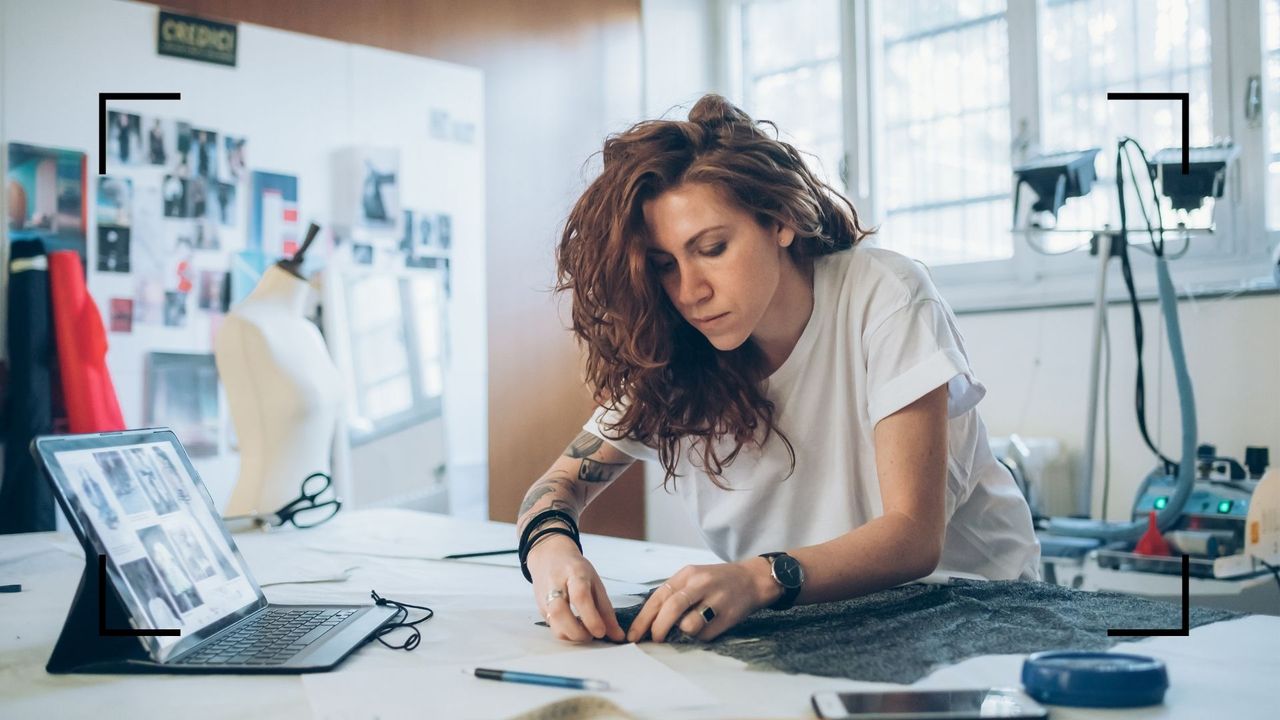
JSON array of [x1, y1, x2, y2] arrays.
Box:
[[46, 552, 166, 674]]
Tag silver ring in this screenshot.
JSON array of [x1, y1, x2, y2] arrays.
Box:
[[545, 588, 566, 605], [700, 605, 716, 623], [673, 588, 693, 608]]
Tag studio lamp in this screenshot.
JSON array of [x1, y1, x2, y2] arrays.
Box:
[[1011, 148, 1101, 227], [1146, 142, 1239, 211]]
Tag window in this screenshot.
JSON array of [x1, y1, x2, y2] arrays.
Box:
[[342, 271, 447, 442], [1267, 0, 1280, 229], [723, 0, 1274, 309], [879, 0, 1011, 265], [731, 0, 844, 188], [1039, 0, 1214, 245]]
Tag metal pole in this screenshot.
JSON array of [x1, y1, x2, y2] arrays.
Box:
[[1079, 231, 1113, 518]]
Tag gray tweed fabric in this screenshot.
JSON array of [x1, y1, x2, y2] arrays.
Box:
[[612, 579, 1241, 683]]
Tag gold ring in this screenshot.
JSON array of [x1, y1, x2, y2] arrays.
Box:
[[700, 605, 716, 623]]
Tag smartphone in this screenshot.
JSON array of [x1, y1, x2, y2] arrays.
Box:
[[811, 688, 1048, 720]]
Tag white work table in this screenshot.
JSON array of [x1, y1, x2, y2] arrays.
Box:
[[1, 509, 1275, 719]]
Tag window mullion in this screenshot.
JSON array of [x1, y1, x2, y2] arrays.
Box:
[[844, 0, 876, 222], [1007, 0, 1041, 286], [1219, 0, 1268, 257]]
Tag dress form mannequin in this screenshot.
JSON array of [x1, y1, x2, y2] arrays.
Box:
[[215, 226, 343, 515]]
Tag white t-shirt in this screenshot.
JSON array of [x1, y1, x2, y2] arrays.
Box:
[[585, 246, 1040, 581]]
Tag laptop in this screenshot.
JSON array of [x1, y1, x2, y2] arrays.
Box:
[[31, 428, 399, 673]]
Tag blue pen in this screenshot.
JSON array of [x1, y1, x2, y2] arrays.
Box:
[[474, 667, 611, 691]]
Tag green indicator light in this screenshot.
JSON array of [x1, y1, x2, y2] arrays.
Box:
[[1154, 496, 1168, 510], [1217, 500, 1233, 514]]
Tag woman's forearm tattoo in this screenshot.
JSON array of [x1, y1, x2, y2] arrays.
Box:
[[563, 432, 603, 459], [518, 484, 556, 518], [577, 458, 628, 484]]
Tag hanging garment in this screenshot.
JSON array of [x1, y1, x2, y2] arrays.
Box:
[[0, 239, 56, 533], [48, 250, 125, 434]]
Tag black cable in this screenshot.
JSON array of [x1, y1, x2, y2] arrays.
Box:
[[369, 590, 434, 651], [1116, 135, 1167, 256], [1118, 138, 1162, 255], [1260, 560, 1280, 602], [1114, 145, 1178, 471]]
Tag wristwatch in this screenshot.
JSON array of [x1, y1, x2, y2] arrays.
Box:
[[759, 552, 805, 611]]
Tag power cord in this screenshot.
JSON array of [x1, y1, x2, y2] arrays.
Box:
[[1259, 560, 1280, 602], [369, 590, 434, 651], [1114, 137, 1178, 473]]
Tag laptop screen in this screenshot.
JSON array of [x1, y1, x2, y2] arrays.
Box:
[[36, 430, 264, 662]]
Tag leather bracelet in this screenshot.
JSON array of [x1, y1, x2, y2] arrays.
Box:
[[519, 509, 581, 582], [525, 526, 580, 559], [520, 527, 581, 582]]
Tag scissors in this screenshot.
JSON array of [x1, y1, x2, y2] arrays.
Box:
[[224, 472, 342, 531]]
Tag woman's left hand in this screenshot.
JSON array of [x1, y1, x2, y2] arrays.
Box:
[[625, 560, 778, 643]]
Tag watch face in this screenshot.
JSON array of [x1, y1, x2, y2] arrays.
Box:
[[774, 555, 803, 588]]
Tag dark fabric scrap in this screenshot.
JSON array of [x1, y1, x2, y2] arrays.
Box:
[[1, 239, 57, 533], [613, 579, 1241, 683]]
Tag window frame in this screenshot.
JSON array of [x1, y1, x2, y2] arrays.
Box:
[[721, 0, 1278, 313], [326, 267, 448, 447]]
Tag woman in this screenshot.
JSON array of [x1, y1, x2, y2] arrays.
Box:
[[517, 94, 1038, 645]]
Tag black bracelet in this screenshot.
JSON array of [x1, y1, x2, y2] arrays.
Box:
[[526, 526, 580, 558], [519, 509, 580, 582]]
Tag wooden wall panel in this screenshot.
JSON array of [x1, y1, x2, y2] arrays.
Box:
[[150, 0, 647, 538]]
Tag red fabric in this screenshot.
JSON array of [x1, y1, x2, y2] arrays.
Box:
[[48, 251, 125, 433]]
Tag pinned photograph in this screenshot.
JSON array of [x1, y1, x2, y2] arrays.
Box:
[[119, 558, 182, 628], [213, 181, 237, 226], [137, 524, 203, 613], [249, 171, 298, 259], [223, 136, 247, 181], [163, 290, 188, 327], [193, 221, 220, 251], [107, 111, 143, 167], [359, 151, 399, 228], [145, 352, 220, 458], [96, 225, 131, 273], [109, 298, 134, 333], [6, 143, 88, 262], [145, 117, 171, 166], [134, 277, 166, 325], [436, 213, 452, 250], [174, 122, 194, 177], [162, 174, 189, 218], [92, 450, 152, 515], [186, 176, 209, 219], [125, 447, 179, 515], [96, 176, 132, 226], [191, 127, 219, 179], [352, 243, 374, 265], [198, 270, 230, 312]]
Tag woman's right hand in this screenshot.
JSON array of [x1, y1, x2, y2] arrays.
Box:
[[527, 534, 626, 643]]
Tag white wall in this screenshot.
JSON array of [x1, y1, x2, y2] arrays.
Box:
[[1, 0, 486, 512], [961, 293, 1280, 521]]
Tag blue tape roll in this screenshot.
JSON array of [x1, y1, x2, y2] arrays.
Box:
[[1022, 651, 1168, 708]]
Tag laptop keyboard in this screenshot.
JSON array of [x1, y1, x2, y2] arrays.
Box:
[[177, 607, 359, 666]]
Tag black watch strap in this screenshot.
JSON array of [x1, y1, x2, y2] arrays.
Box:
[[759, 552, 803, 611]]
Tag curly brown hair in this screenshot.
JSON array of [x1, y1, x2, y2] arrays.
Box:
[[556, 94, 873, 489]]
